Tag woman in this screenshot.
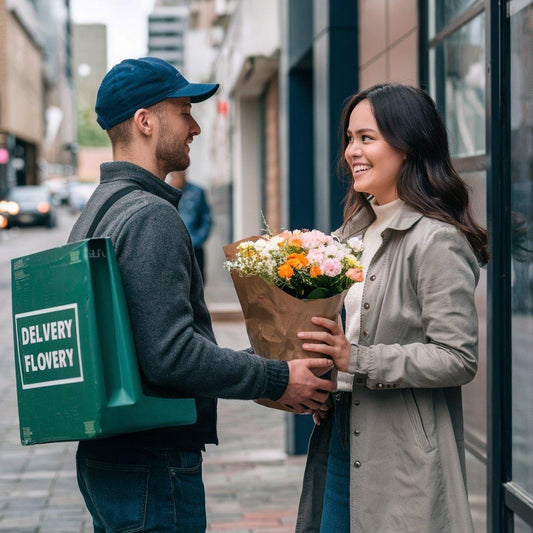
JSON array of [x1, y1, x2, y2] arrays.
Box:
[[296, 84, 488, 532]]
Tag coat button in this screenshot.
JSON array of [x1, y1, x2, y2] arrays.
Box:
[[354, 460, 361, 468], [363, 302, 370, 310], [370, 275, 376, 281], [354, 429, 360, 436], [362, 329, 369, 337], [353, 399, 360, 405], [376, 383, 384, 389]]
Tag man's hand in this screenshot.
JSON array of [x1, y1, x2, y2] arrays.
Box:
[[277, 358, 337, 413]]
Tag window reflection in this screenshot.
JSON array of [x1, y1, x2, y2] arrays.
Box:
[[514, 513, 533, 533], [434, 15, 485, 158], [511, 3, 533, 501], [430, 0, 479, 35], [461, 170, 487, 450]]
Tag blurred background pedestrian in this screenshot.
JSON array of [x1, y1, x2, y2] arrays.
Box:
[[167, 171, 212, 281]]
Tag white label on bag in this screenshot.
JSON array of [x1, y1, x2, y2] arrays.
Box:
[[14, 304, 84, 389]]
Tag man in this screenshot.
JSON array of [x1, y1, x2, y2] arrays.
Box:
[[167, 171, 211, 280], [69, 57, 335, 532]]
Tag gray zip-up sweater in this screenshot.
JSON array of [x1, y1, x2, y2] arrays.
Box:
[[68, 161, 289, 448]]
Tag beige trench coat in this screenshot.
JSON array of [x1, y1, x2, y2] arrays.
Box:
[[296, 203, 479, 532]]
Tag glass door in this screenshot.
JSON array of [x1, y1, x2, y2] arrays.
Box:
[[507, 1, 533, 530]]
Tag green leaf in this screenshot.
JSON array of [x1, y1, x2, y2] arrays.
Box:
[[305, 287, 336, 300]]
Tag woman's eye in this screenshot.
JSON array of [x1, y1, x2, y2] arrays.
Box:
[[362, 134, 372, 142], [346, 135, 353, 143]]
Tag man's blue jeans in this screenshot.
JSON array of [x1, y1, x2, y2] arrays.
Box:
[[76, 440, 206, 532], [319, 393, 351, 533]]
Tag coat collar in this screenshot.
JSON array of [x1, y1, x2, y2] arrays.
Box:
[[335, 201, 424, 240]]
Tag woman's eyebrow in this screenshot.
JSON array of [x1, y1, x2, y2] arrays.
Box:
[[347, 128, 378, 135]]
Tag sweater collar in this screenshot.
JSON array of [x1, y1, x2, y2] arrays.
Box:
[[100, 161, 182, 208], [336, 201, 423, 240]]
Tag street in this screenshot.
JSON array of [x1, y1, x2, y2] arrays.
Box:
[[0, 209, 94, 532], [0, 208, 305, 532]]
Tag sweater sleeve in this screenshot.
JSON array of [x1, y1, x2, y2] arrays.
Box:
[[348, 227, 480, 389], [114, 201, 289, 400]]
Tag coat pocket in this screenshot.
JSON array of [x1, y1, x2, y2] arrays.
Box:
[[402, 389, 434, 453]]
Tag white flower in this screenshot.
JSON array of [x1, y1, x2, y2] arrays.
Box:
[[347, 236, 364, 253]]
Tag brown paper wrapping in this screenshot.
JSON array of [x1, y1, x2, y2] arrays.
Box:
[[223, 237, 347, 412]]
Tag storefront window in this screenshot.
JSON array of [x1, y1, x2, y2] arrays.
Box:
[[427, 6, 488, 530], [431, 14, 485, 158], [430, 0, 480, 36], [510, 1, 533, 502], [515, 514, 533, 533], [461, 170, 487, 451]]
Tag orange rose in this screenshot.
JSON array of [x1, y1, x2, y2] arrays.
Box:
[[278, 263, 294, 279], [286, 253, 309, 269], [310, 265, 322, 278], [346, 267, 364, 282]]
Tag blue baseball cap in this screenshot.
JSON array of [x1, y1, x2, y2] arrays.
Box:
[[95, 57, 219, 130]]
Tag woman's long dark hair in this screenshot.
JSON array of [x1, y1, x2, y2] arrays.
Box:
[[339, 83, 489, 265]]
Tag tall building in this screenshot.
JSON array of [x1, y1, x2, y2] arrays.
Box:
[[0, 0, 75, 195], [148, 1, 189, 71], [71, 23, 111, 180], [72, 23, 107, 116]]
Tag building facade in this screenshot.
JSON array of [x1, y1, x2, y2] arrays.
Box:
[[0, 0, 75, 196], [148, 1, 189, 71]]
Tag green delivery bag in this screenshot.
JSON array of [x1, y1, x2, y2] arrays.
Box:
[[11, 238, 196, 445]]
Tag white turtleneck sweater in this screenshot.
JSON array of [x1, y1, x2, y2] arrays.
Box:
[[336, 198, 404, 392]]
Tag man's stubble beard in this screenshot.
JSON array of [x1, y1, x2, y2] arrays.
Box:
[[155, 118, 190, 174]]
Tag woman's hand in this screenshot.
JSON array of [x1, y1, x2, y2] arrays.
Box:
[[297, 317, 351, 372]]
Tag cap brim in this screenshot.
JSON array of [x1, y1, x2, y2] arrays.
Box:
[[169, 82, 220, 103]]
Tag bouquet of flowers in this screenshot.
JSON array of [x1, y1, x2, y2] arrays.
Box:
[[223, 229, 364, 411], [225, 229, 364, 299]]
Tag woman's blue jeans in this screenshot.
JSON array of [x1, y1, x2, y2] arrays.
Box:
[[319, 392, 351, 533], [76, 440, 206, 532]]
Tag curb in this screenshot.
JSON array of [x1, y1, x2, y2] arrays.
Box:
[[208, 302, 244, 322]]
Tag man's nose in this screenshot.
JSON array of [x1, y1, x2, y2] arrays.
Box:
[[191, 117, 201, 136]]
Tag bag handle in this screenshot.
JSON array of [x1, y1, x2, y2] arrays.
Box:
[[86, 186, 142, 238]]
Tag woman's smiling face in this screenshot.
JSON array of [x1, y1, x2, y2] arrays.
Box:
[[344, 99, 406, 205]]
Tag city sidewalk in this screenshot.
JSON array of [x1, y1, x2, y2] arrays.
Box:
[[204, 321, 305, 533], [0, 284, 306, 533]]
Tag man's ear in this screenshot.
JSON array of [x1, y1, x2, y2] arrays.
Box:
[[133, 108, 154, 137]]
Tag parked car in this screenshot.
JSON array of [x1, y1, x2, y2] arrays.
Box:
[[44, 177, 71, 206], [0, 186, 57, 228], [69, 181, 98, 213]]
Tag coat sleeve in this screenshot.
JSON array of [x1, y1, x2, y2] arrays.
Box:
[[348, 226, 480, 390], [114, 201, 288, 400]]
